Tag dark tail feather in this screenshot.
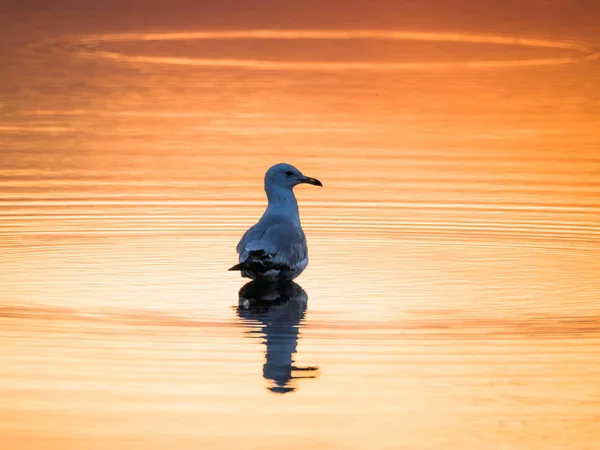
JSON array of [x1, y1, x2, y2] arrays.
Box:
[[229, 250, 293, 276], [230, 250, 269, 272]]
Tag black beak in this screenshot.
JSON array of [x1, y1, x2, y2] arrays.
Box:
[[302, 176, 323, 187]]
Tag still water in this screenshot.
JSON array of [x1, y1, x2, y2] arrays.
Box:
[[1, 4, 600, 449]]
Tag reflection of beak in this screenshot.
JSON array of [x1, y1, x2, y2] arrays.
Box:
[[302, 176, 323, 187]]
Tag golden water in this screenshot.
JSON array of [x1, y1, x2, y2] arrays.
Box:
[[1, 4, 600, 449]]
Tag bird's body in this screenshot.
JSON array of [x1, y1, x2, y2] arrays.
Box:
[[233, 217, 308, 281], [230, 163, 322, 282]]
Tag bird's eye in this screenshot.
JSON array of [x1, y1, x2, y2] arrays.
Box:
[[285, 170, 294, 176]]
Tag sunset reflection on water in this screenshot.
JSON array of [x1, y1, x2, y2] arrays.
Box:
[[1, 1, 600, 449]]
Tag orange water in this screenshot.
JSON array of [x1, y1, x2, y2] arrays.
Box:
[[1, 3, 600, 449]]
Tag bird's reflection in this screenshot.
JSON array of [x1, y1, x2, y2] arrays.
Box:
[[236, 281, 320, 394]]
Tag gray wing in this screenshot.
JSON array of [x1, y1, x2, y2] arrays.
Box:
[[236, 218, 307, 268]]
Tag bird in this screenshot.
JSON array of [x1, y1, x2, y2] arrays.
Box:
[[229, 163, 323, 282]]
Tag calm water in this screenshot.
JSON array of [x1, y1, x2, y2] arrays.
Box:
[[1, 3, 600, 449]]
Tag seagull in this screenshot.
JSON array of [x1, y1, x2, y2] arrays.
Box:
[[229, 163, 323, 282]]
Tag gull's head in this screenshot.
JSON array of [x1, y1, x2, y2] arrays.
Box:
[[265, 163, 323, 190]]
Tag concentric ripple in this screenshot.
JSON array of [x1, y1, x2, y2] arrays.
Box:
[[71, 30, 600, 70]]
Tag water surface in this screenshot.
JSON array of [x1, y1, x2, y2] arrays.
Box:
[[1, 2, 600, 449]]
